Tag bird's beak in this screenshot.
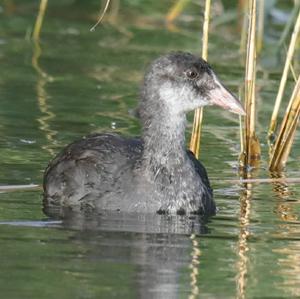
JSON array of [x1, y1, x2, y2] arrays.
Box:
[[209, 75, 246, 116]]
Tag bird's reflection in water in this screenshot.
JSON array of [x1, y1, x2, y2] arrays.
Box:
[[49, 208, 210, 299]]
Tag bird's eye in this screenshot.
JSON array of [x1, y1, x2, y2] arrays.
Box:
[[185, 70, 198, 79]]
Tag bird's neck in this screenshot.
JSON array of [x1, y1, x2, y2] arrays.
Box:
[[141, 109, 188, 175]]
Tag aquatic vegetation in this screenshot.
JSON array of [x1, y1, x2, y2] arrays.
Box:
[[269, 76, 300, 171], [90, 0, 111, 32], [189, 0, 211, 158], [239, 0, 261, 171], [1, 2, 300, 299], [268, 7, 300, 171]]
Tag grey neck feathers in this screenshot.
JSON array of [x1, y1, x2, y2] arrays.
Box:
[[139, 86, 188, 175]]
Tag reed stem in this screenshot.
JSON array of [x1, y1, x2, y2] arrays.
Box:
[[241, 0, 261, 169], [277, 1, 300, 48], [90, 0, 111, 31], [269, 76, 300, 171], [256, 0, 264, 53], [239, 0, 248, 54], [268, 9, 300, 138], [166, 0, 190, 23], [32, 0, 48, 40], [189, 0, 211, 158]]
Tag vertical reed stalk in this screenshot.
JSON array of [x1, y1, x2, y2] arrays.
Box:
[[239, 0, 248, 54], [32, 0, 48, 40], [268, 10, 300, 138], [32, 0, 56, 155], [241, 0, 261, 169], [239, 87, 244, 154], [189, 0, 211, 158], [256, 0, 264, 53], [166, 0, 190, 23], [32, 0, 49, 78], [278, 1, 300, 48], [269, 76, 300, 171], [90, 0, 111, 31]]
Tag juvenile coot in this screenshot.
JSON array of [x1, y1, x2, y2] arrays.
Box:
[[43, 52, 245, 216]]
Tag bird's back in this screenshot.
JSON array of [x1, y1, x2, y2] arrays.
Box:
[[43, 133, 143, 214]]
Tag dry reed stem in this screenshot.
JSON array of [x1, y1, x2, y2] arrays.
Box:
[[221, 177, 300, 184], [166, 0, 190, 23], [256, 0, 264, 53], [239, 0, 248, 54], [0, 184, 40, 191], [269, 76, 300, 170], [90, 0, 111, 31], [32, 0, 48, 40], [268, 9, 300, 138], [241, 0, 261, 168], [189, 0, 211, 158], [278, 1, 300, 48], [289, 56, 297, 82], [189, 108, 202, 158], [238, 87, 245, 158], [201, 0, 210, 61]]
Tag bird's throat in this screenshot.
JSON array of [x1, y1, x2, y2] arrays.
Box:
[[141, 111, 188, 175]]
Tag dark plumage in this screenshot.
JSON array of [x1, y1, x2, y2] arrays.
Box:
[[43, 52, 245, 217]]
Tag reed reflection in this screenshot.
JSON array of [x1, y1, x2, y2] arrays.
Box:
[[272, 223, 300, 297], [32, 0, 57, 156], [270, 171, 298, 222], [236, 183, 252, 299]]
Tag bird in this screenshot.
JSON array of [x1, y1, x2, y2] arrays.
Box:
[[43, 52, 245, 217]]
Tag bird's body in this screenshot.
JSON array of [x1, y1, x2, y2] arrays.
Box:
[[43, 52, 245, 217], [44, 133, 213, 215]]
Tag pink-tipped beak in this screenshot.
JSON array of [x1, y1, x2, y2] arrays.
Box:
[[209, 77, 246, 116]]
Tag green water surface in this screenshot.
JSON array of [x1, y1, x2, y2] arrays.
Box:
[[0, 1, 299, 298]]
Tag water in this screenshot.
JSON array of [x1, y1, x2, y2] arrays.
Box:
[[0, 1, 300, 298]]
